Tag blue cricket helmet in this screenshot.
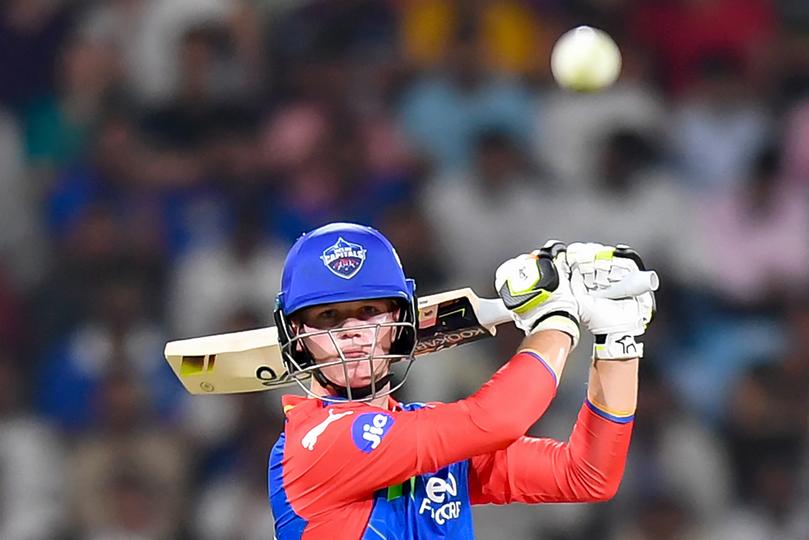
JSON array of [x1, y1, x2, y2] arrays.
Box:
[[277, 222, 416, 314]]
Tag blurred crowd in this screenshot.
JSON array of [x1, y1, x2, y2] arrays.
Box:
[[0, 0, 808, 539]]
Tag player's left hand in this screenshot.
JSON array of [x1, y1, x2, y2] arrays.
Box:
[[567, 243, 656, 360]]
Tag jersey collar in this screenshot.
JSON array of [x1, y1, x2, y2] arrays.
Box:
[[281, 394, 399, 416]]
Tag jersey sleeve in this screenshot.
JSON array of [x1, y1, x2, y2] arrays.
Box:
[[284, 351, 558, 504], [467, 400, 633, 504]]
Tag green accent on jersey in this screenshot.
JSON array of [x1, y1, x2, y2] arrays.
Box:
[[387, 483, 403, 501], [387, 476, 417, 501]]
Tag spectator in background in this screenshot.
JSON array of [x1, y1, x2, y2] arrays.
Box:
[[265, 0, 397, 104], [611, 494, 703, 540], [81, 0, 256, 106], [611, 364, 730, 535], [0, 268, 27, 358], [722, 299, 809, 488], [376, 203, 447, 293], [0, 353, 66, 540], [24, 29, 122, 175], [669, 52, 771, 192], [46, 111, 167, 263], [193, 395, 281, 540], [69, 369, 187, 540], [422, 127, 559, 292], [34, 112, 166, 345], [782, 95, 809, 187], [146, 101, 271, 256], [265, 102, 419, 243], [260, 101, 329, 176], [629, 0, 776, 95], [119, 4, 270, 260], [712, 295, 809, 540], [564, 128, 708, 285], [699, 145, 809, 305], [710, 298, 809, 540], [399, 23, 536, 173], [663, 148, 805, 419], [397, 0, 548, 76], [37, 268, 181, 431], [780, 296, 809, 417], [0, 0, 74, 111], [0, 108, 47, 290], [168, 210, 285, 338]]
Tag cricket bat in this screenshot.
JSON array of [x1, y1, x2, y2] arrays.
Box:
[[165, 271, 658, 395]]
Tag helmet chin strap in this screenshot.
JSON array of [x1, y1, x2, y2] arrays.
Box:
[[313, 368, 394, 400]]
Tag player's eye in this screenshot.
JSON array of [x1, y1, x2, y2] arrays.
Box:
[[358, 305, 382, 318], [310, 309, 340, 328], [318, 309, 338, 321]]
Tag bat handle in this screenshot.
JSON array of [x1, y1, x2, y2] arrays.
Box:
[[477, 298, 514, 329], [477, 270, 659, 329], [591, 270, 659, 299]]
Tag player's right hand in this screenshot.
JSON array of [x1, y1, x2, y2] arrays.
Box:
[[495, 241, 580, 349], [567, 242, 656, 360]]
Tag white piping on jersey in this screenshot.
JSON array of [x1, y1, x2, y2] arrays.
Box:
[[366, 522, 388, 539]]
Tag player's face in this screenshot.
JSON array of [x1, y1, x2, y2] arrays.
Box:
[[295, 299, 399, 387]]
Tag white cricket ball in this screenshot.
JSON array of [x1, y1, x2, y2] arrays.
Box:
[[550, 26, 621, 92]]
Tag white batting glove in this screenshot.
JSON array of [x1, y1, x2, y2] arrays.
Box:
[[495, 241, 580, 349], [567, 243, 655, 360]]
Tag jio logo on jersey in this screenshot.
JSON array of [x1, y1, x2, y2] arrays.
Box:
[[321, 237, 367, 279], [351, 412, 394, 453]]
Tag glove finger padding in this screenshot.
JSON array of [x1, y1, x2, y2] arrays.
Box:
[[495, 241, 580, 348]]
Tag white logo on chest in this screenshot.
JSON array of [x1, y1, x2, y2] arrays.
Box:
[[301, 409, 354, 451], [419, 473, 462, 525]]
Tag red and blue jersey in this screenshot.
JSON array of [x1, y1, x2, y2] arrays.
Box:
[[268, 351, 634, 539]]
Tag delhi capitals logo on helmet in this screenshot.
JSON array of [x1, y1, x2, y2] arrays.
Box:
[[320, 237, 367, 279]]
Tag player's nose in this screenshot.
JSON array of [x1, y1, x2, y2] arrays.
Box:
[[336, 318, 375, 339]]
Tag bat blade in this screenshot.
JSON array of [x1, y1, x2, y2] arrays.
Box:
[[165, 327, 290, 394]]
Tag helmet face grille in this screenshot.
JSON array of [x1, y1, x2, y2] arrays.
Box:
[[280, 320, 418, 402]]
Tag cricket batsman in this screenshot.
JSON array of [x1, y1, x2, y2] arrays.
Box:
[[268, 222, 655, 539]]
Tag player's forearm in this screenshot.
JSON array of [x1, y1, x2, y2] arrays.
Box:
[[586, 358, 639, 418], [453, 329, 570, 448], [517, 329, 572, 383], [460, 340, 563, 445]]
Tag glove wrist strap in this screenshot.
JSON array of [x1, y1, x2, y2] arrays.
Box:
[[530, 311, 580, 350], [593, 333, 643, 360]]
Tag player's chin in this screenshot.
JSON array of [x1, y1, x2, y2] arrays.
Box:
[[348, 360, 389, 380], [325, 360, 389, 386]]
